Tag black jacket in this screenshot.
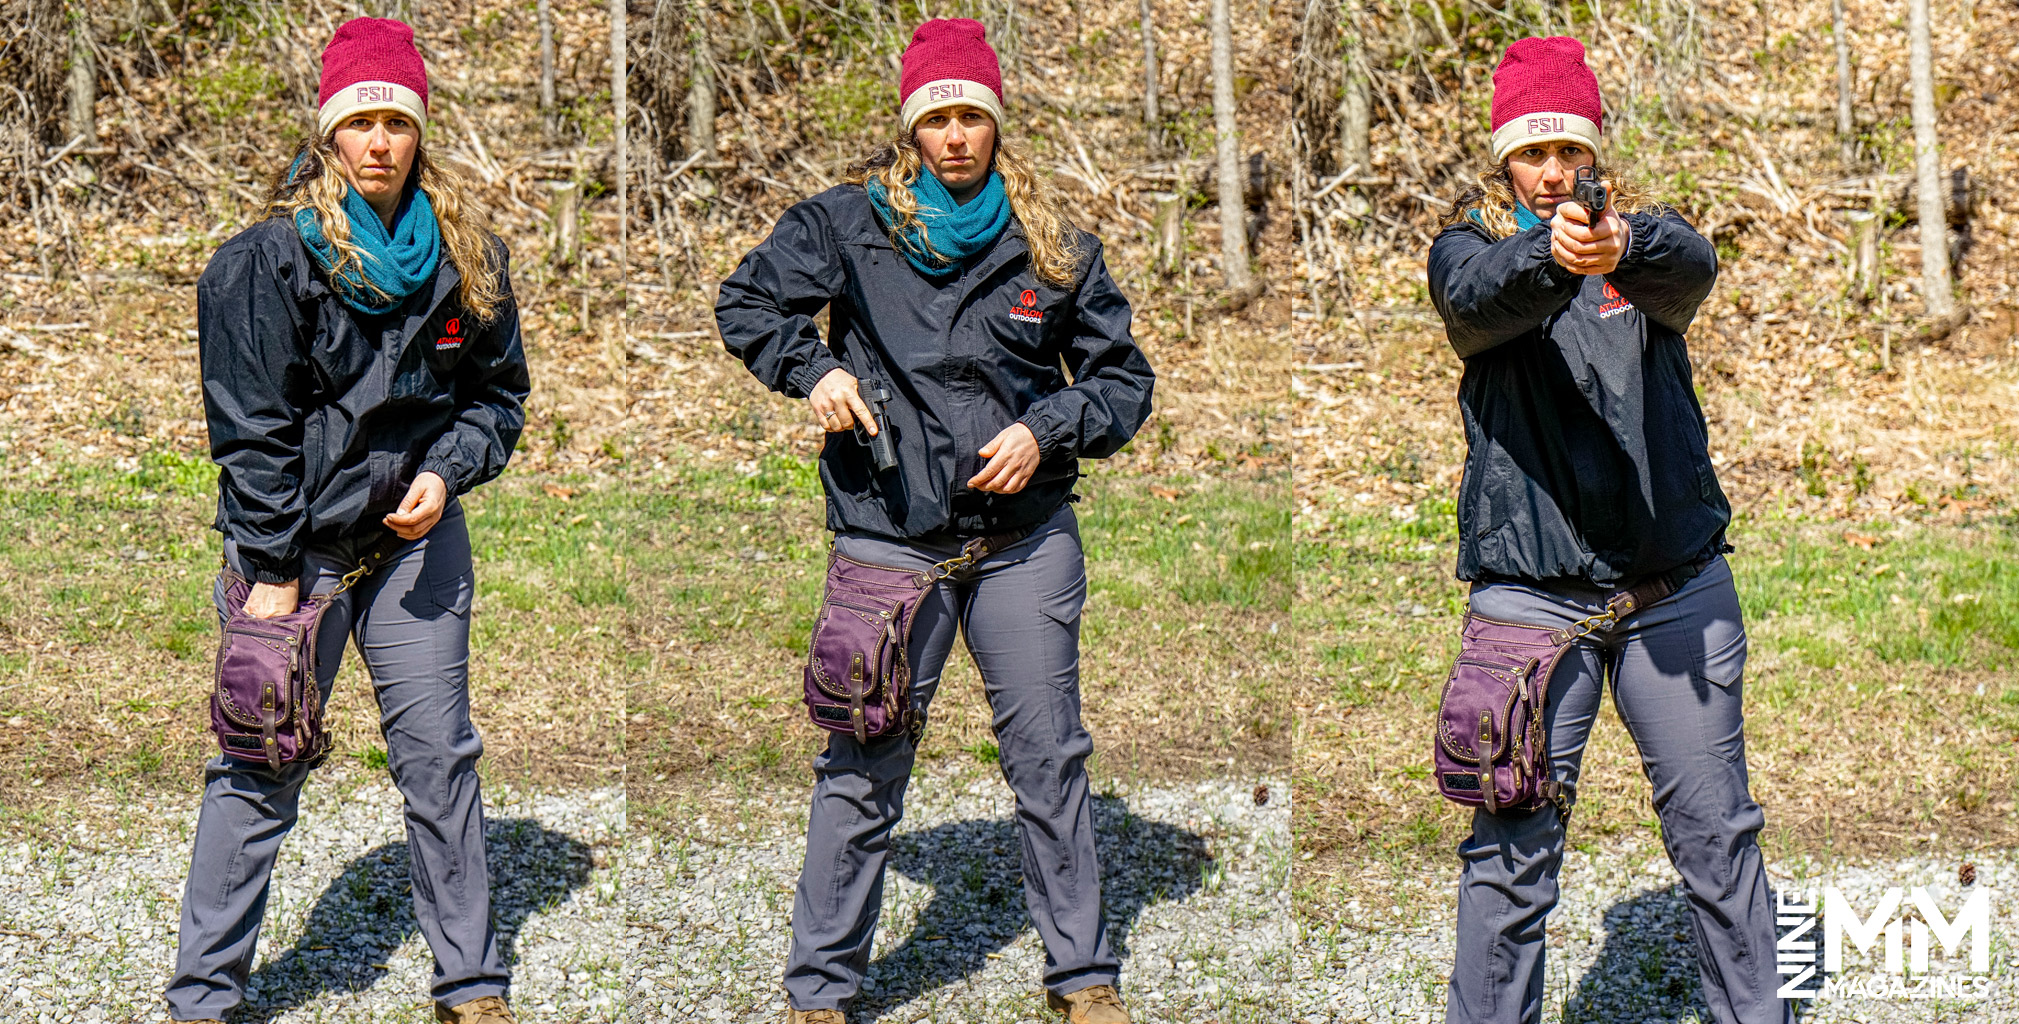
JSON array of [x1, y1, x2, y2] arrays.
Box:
[[717, 185, 1155, 539], [1427, 209, 1729, 585], [198, 217, 530, 584]]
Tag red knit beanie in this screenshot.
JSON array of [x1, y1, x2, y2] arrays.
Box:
[[317, 18, 429, 138], [1489, 37, 1602, 162], [898, 19, 1005, 130]]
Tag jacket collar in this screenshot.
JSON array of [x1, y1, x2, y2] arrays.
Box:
[[953, 220, 1030, 303]]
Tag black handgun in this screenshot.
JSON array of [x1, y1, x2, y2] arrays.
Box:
[[1573, 166, 1608, 216], [854, 378, 898, 472]]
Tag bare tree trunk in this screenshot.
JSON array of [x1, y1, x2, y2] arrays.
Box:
[[1832, 0, 1855, 164], [25, 0, 68, 146], [67, 4, 96, 144], [612, 0, 628, 298], [1210, 0, 1253, 297], [686, 15, 716, 161], [538, 0, 557, 136], [1340, 41, 1371, 175], [1908, 0, 1953, 317], [1138, 0, 1160, 147]]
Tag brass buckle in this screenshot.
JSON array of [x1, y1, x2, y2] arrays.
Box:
[[329, 548, 390, 597], [923, 551, 975, 582]]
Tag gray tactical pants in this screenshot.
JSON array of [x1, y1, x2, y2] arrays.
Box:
[[783, 504, 1119, 1010], [1445, 557, 1789, 1024], [166, 502, 506, 1020]]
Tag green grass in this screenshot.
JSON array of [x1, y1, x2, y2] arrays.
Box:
[[1294, 501, 2019, 916], [626, 454, 1292, 834], [0, 454, 642, 812]]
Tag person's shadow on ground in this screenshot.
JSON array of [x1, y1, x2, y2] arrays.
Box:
[[1561, 884, 1810, 1024], [232, 817, 592, 1021], [852, 795, 1210, 1019]]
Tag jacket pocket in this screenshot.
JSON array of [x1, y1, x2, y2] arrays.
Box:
[[367, 451, 401, 511]]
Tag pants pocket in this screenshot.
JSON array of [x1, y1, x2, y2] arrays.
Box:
[[1694, 630, 1748, 762], [1038, 572, 1088, 627]]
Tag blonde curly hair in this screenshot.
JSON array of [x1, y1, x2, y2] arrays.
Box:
[[266, 133, 505, 323], [846, 130, 1084, 288], [1441, 162, 1666, 239]]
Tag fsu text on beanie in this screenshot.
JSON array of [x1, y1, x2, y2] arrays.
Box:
[[1489, 36, 1602, 162], [317, 17, 429, 138], [899, 19, 1005, 130]]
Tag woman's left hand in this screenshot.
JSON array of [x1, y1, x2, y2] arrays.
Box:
[[384, 471, 448, 540], [969, 423, 1040, 495]]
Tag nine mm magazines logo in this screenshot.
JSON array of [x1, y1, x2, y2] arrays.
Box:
[[436, 317, 463, 350], [1777, 886, 1996, 1001], [1010, 289, 1043, 324]]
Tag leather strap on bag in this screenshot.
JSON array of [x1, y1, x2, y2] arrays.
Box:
[[1546, 553, 1716, 646], [909, 525, 1040, 588]]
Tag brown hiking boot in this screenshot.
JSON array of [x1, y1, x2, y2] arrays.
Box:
[[1047, 984, 1131, 1024], [435, 995, 516, 1024], [785, 1010, 845, 1024]]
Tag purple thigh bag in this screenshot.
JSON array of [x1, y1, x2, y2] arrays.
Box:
[[1433, 567, 1705, 816], [210, 542, 395, 770], [212, 571, 336, 770], [802, 528, 1035, 744], [803, 551, 932, 744], [1433, 612, 1574, 815]]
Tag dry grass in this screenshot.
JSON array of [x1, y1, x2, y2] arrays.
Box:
[[1290, 0, 2019, 919], [624, 462, 1291, 835], [0, 462, 632, 839]]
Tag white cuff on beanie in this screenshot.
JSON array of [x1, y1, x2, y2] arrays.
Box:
[[318, 81, 428, 138], [1491, 111, 1601, 163], [900, 79, 1005, 131]]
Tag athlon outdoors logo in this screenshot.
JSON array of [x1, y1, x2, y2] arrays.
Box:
[[1010, 289, 1043, 324], [1596, 280, 1635, 320], [436, 317, 464, 351]]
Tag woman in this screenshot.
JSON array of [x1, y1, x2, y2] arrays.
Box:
[[167, 19, 529, 1024], [716, 19, 1154, 1024], [1426, 37, 1786, 1024]]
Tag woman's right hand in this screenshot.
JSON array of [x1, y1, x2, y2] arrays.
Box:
[[809, 367, 877, 434], [243, 580, 301, 619]]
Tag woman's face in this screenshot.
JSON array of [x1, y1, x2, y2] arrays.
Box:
[[1506, 139, 1596, 219], [330, 109, 421, 207], [914, 105, 997, 197]]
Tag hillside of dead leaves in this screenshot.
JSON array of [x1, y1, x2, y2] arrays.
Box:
[[1293, 0, 2018, 533], [626, 0, 1294, 480], [0, 1, 635, 481]]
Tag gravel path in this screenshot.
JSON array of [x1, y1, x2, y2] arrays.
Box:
[[624, 768, 1291, 1023], [1294, 840, 2019, 1023], [0, 769, 622, 1023]]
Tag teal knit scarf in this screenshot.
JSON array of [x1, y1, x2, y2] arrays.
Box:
[[865, 169, 1011, 280], [1468, 203, 1547, 232], [291, 165, 442, 315]]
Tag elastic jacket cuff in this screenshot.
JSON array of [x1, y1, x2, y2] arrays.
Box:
[[418, 457, 464, 494], [785, 352, 846, 399], [1527, 226, 1581, 287], [1618, 213, 1651, 267], [1019, 414, 1069, 464], [249, 561, 302, 585]]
